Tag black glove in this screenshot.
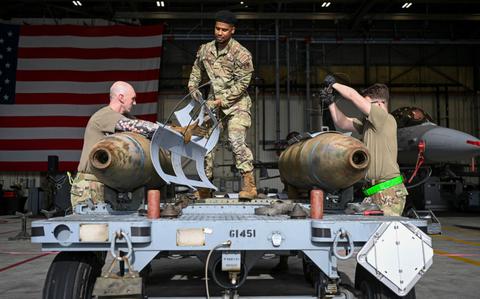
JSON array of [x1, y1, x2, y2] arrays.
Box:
[[324, 75, 336, 88], [320, 88, 336, 106]]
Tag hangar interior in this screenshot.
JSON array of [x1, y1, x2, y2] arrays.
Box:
[[1, 0, 479, 211], [1, 2, 480, 299]]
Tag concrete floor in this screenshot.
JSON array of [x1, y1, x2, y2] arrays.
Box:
[[0, 212, 479, 299]]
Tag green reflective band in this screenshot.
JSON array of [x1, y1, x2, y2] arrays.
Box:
[[363, 176, 404, 197]]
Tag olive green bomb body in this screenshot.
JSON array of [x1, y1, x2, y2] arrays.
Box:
[[88, 132, 173, 192], [278, 132, 370, 192]]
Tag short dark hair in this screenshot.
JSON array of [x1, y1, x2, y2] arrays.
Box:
[[360, 83, 389, 103], [215, 10, 237, 26]]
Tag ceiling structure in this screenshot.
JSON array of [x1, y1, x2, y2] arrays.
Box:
[[1, 1, 480, 40]]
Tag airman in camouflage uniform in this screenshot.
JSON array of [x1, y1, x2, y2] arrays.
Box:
[[71, 81, 161, 210], [188, 10, 257, 199], [321, 77, 407, 216]]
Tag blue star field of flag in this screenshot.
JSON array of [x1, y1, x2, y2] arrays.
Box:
[[0, 24, 20, 105]]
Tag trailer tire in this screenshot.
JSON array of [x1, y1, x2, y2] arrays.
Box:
[[355, 264, 416, 299], [42, 251, 104, 299]]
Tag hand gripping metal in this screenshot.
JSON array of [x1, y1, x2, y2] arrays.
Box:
[[150, 86, 220, 190]]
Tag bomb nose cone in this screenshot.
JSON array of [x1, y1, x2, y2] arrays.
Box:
[[90, 148, 112, 170], [350, 148, 370, 170]]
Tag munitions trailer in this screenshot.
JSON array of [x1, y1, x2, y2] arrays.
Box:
[[32, 199, 433, 299]]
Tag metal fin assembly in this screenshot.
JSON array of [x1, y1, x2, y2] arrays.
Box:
[[150, 90, 220, 190]]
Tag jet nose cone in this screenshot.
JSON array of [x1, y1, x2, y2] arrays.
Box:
[[422, 127, 480, 162]]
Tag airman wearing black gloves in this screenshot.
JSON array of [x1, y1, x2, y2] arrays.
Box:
[[321, 76, 407, 216]]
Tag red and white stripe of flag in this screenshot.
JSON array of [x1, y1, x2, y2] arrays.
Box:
[[0, 24, 163, 171]]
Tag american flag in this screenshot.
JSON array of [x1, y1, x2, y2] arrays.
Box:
[[0, 24, 163, 172]]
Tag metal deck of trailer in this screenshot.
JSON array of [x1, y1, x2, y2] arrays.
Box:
[[31, 202, 433, 298]]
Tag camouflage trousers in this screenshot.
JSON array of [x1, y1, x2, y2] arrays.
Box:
[[362, 183, 408, 216], [205, 110, 254, 179], [70, 172, 105, 208]]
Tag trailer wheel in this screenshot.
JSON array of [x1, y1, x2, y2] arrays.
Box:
[[355, 264, 416, 299], [43, 252, 104, 299]]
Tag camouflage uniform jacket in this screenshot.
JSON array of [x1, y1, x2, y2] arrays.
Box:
[[188, 38, 254, 116]]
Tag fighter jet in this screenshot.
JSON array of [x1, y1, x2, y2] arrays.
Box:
[[393, 107, 480, 165]]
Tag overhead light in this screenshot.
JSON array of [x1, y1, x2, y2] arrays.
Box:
[[156, 1, 165, 7], [402, 2, 413, 8], [72, 1, 82, 6], [322, 2, 331, 8], [240, 1, 244, 4]]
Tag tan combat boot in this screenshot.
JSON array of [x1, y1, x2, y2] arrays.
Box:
[[239, 171, 257, 200]]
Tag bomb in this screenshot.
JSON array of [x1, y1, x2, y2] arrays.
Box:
[[89, 132, 173, 192], [278, 132, 370, 192]]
